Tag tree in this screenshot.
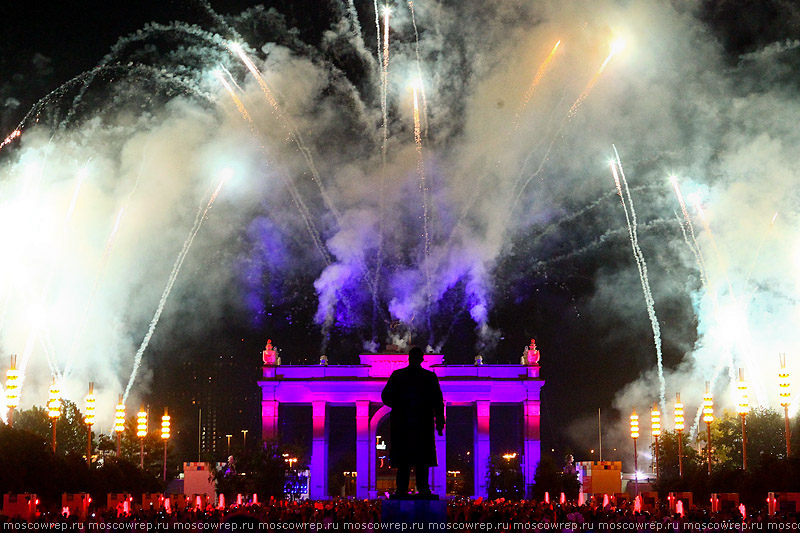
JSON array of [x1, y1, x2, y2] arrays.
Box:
[[14, 400, 90, 458]]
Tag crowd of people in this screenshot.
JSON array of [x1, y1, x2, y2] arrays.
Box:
[[1, 497, 799, 531]]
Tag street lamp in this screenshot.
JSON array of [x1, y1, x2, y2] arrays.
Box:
[[736, 369, 749, 470], [226, 434, 233, 457], [779, 353, 792, 457], [242, 429, 248, 451], [651, 403, 661, 479], [703, 381, 714, 475], [48, 379, 61, 453], [5, 355, 19, 427], [674, 393, 684, 478], [161, 409, 171, 482], [114, 396, 125, 457], [85, 383, 96, 467], [137, 407, 148, 469], [630, 410, 639, 496]]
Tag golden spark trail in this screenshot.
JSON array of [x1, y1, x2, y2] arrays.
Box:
[[0, 130, 21, 153], [568, 49, 616, 118], [408, 1, 429, 138], [612, 146, 667, 414], [514, 40, 561, 130], [123, 174, 230, 403], [212, 70, 254, 124]]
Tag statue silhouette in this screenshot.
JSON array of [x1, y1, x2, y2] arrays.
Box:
[[381, 346, 445, 496]]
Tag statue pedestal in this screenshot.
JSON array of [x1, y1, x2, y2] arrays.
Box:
[[381, 499, 447, 531]]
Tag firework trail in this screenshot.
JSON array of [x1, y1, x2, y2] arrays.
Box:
[[744, 212, 778, 286], [0, 130, 21, 153], [611, 146, 666, 414], [408, 1, 429, 138], [123, 174, 229, 403], [382, 6, 390, 163], [513, 40, 561, 130], [229, 44, 343, 224], [568, 40, 624, 118], [211, 68, 332, 265], [413, 83, 433, 334], [63, 207, 126, 378], [448, 42, 566, 254], [510, 44, 622, 215], [212, 69, 254, 124], [346, 0, 364, 40], [670, 176, 710, 284]]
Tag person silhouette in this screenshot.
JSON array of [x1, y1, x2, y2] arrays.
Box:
[[381, 346, 445, 497]]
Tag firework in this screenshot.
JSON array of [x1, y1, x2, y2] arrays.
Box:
[[514, 40, 561, 129], [611, 146, 666, 413]]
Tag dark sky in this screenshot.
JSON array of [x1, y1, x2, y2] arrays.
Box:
[[2, 0, 799, 465]]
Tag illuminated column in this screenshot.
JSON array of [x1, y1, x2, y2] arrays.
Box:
[[736, 369, 749, 470], [630, 411, 639, 496], [85, 383, 96, 467], [137, 407, 148, 469], [161, 409, 171, 482], [48, 380, 61, 453], [114, 396, 125, 458], [674, 393, 684, 477], [432, 403, 447, 496], [5, 355, 20, 427], [262, 400, 278, 441], [703, 382, 714, 475], [310, 400, 328, 499], [779, 354, 792, 457], [355, 400, 370, 499], [651, 403, 660, 479], [473, 400, 490, 498], [523, 399, 541, 498]]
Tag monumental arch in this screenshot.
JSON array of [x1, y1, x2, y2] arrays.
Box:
[[258, 341, 544, 499]]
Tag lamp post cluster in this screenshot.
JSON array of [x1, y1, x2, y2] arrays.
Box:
[[3, 357, 174, 475], [630, 356, 794, 479]]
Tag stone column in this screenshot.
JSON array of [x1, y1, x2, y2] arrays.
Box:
[[356, 400, 371, 499], [523, 400, 541, 498], [310, 400, 328, 499], [473, 400, 490, 498], [431, 403, 447, 496], [261, 400, 278, 441]]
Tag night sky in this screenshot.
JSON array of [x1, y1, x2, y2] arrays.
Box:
[[2, 0, 800, 468]]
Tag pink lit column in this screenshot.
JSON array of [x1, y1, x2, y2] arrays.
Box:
[[523, 400, 541, 498], [473, 400, 490, 498], [356, 400, 370, 499], [262, 400, 278, 441], [310, 401, 328, 500], [431, 404, 447, 495]]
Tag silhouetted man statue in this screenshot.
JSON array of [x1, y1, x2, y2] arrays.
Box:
[[381, 346, 445, 497]]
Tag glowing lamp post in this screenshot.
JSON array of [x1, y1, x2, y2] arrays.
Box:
[[736, 369, 749, 470], [651, 404, 661, 479], [85, 383, 96, 467], [5, 355, 20, 427], [48, 380, 61, 453], [674, 393, 684, 477], [702, 382, 714, 475], [114, 396, 125, 457], [137, 407, 148, 469], [630, 411, 639, 496], [161, 409, 171, 481], [779, 354, 791, 457]]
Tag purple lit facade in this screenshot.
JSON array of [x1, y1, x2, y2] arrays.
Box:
[[259, 346, 543, 499]]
